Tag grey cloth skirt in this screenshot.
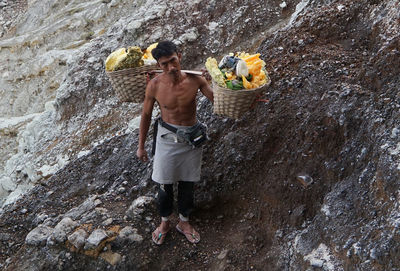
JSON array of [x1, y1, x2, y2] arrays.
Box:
[[152, 122, 203, 184]]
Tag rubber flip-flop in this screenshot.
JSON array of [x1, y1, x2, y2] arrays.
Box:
[[152, 226, 170, 245], [176, 225, 200, 244]]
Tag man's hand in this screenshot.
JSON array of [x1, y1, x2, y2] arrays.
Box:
[[137, 148, 149, 162], [146, 71, 157, 83], [201, 68, 212, 82]]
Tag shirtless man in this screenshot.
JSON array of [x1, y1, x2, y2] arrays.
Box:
[[136, 41, 213, 245]]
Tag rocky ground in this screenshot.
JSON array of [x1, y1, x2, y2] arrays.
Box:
[[0, 0, 27, 38], [1, 0, 400, 270]]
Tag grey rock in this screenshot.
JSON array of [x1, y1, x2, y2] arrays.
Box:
[[68, 229, 89, 250], [126, 196, 154, 220], [33, 213, 48, 226], [95, 207, 109, 216], [310, 259, 324, 267], [116, 226, 143, 243], [102, 218, 113, 226], [64, 196, 97, 220], [296, 174, 313, 188], [84, 229, 108, 250], [217, 249, 229, 260], [25, 225, 53, 246], [94, 199, 102, 206], [0, 0, 400, 270], [0, 233, 11, 241], [117, 187, 126, 193], [52, 217, 78, 243]]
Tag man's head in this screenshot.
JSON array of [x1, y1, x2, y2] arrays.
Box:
[[151, 41, 182, 75], [151, 41, 178, 61]]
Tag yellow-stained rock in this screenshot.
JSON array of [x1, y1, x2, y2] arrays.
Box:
[[100, 250, 122, 266]]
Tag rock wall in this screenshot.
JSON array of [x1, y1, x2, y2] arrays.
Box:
[[0, 0, 298, 207], [0, 0, 399, 270]]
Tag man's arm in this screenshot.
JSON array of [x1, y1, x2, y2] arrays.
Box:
[[137, 81, 156, 162], [198, 76, 214, 103]]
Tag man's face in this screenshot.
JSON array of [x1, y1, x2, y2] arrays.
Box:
[[157, 53, 182, 75]]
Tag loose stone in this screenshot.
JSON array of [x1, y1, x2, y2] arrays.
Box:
[[68, 229, 89, 250]]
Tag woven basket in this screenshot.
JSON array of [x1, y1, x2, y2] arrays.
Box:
[[213, 80, 271, 119], [106, 64, 158, 103]]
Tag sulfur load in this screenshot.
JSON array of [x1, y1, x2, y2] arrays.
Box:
[[113, 46, 144, 71], [205, 52, 270, 90], [205, 57, 226, 88], [142, 42, 158, 60], [105, 44, 159, 71], [105, 48, 127, 72]]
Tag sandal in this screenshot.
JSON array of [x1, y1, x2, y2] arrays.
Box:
[[176, 224, 200, 244], [152, 226, 170, 245]]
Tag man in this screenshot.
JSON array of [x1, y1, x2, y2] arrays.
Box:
[[136, 41, 213, 245]]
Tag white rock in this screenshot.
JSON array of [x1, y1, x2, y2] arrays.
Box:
[[102, 218, 113, 226], [337, 5, 345, 11], [26, 225, 53, 246], [175, 27, 199, 44], [1, 176, 16, 191], [117, 226, 143, 243], [53, 217, 78, 243], [304, 243, 343, 270], [310, 258, 324, 267], [126, 196, 154, 219], [126, 20, 143, 31], [207, 22, 219, 33], [94, 199, 102, 206], [391, 128, 399, 139], [389, 142, 400, 155], [85, 229, 108, 250], [87, 57, 97, 63]]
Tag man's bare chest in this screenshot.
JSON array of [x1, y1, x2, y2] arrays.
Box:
[[155, 84, 198, 108]]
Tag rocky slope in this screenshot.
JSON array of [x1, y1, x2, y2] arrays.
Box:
[[1, 0, 400, 270]]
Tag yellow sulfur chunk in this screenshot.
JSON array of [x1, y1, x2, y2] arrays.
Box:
[[242, 53, 261, 63], [248, 60, 263, 76], [113, 46, 144, 71], [252, 70, 267, 87], [225, 71, 237, 80], [242, 75, 258, 89], [143, 42, 158, 59], [105, 48, 127, 71], [206, 57, 226, 87], [236, 52, 250, 58], [242, 75, 252, 89]]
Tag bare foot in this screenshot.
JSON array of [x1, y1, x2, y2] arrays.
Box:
[[176, 221, 200, 244]]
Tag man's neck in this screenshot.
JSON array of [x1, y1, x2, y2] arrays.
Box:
[[168, 71, 183, 85]]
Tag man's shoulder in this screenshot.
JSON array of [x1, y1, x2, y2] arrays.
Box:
[[184, 72, 205, 85], [148, 74, 163, 89]]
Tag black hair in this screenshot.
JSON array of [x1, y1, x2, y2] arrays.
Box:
[[151, 41, 178, 61]]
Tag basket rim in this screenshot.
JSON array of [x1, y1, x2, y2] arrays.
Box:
[[212, 79, 271, 93], [106, 64, 158, 75]]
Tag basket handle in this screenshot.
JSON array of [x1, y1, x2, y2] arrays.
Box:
[[153, 70, 203, 75], [250, 93, 269, 109]]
